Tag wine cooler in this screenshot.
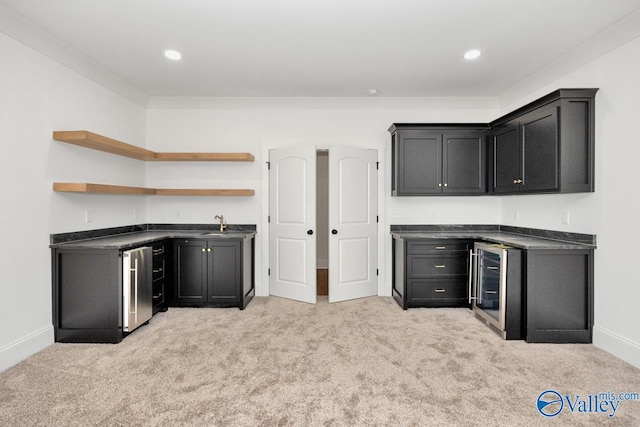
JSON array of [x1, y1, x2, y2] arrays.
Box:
[[469, 242, 523, 339]]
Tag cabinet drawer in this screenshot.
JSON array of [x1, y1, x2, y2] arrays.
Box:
[[407, 254, 469, 277], [407, 240, 469, 254], [408, 279, 468, 302], [152, 281, 165, 305], [152, 258, 165, 281], [152, 244, 165, 257]]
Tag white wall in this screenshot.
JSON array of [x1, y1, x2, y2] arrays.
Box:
[[0, 32, 147, 371], [145, 99, 501, 297], [496, 36, 640, 367]]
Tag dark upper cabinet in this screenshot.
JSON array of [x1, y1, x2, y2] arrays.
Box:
[[492, 122, 521, 193], [443, 132, 487, 194], [391, 88, 598, 197], [390, 125, 488, 196], [490, 88, 597, 195]]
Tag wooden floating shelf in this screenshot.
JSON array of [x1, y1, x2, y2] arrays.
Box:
[[53, 183, 254, 196], [53, 130, 255, 162]]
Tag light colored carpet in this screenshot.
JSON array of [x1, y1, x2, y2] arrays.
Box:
[[1, 296, 639, 426]]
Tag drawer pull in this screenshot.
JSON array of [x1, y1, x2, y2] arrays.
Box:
[[153, 268, 163, 273], [435, 265, 446, 268], [485, 290, 497, 295], [434, 289, 446, 293], [435, 246, 446, 250], [486, 266, 498, 270], [153, 293, 163, 298], [153, 249, 164, 255]]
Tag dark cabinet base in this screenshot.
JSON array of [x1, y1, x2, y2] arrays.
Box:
[[392, 234, 594, 343], [171, 236, 255, 310], [525, 249, 593, 343], [52, 233, 256, 344], [52, 249, 124, 343], [392, 237, 472, 309]]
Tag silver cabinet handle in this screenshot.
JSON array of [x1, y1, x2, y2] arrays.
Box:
[[435, 265, 446, 268], [485, 290, 497, 295], [132, 258, 138, 324], [435, 246, 446, 250], [434, 289, 446, 293], [487, 266, 498, 270], [468, 250, 478, 304]]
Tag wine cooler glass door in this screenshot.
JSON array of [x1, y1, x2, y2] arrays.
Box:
[[476, 247, 504, 327]]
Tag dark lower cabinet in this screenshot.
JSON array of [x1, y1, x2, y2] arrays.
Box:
[[151, 241, 169, 314], [525, 249, 594, 343], [52, 248, 125, 343], [393, 238, 472, 308], [171, 236, 255, 309], [392, 236, 594, 343]]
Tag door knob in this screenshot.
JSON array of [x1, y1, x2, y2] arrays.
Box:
[[332, 229, 338, 235], [307, 230, 313, 235]]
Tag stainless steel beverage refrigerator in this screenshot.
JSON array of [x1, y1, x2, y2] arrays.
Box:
[[469, 242, 523, 340]]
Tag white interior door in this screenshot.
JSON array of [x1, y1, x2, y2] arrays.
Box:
[[329, 147, 378, 303], [269, 146, 317, 304]]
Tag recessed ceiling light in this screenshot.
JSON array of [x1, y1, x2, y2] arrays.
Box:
[[164, 49, 182, 61], [464, 49, 482, 60], [368, 89, 378, 97]]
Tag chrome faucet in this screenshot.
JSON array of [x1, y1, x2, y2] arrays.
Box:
[[214, 214, 227, 232]]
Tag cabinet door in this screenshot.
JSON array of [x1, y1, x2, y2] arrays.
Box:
[[208, 240, 241, 303], [521, 106, 559, 192], [525, 249, 593, 343], [492, 123, 521, 193], [442, 132, 486, 194], [395, 130, 442, 195], [174, 240, 207, 303]]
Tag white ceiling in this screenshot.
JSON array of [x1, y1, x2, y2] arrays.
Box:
[[2, 0, 640, 99]]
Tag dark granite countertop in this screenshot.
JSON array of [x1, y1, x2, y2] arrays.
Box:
[[390, 225, 596, 250], [50, 224, 256, 250]]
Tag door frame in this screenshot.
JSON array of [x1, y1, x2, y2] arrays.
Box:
[[260, 144, 385, 300]]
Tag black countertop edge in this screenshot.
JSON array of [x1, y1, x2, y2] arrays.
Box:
[[390, 224, 500, 233], [390, 224, 596, 246], [51, 223, 257, 245], [498, 225, 595, 246]]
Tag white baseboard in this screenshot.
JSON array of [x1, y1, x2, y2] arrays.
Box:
[[0, 325, 54, 372], [593, 325, 640, 369]]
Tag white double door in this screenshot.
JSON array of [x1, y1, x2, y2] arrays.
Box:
[[269, 145, 377, 303]]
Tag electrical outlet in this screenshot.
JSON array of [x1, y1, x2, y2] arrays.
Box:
[[176, 208, 182, 218], [391, 211, 402, 219], [133, 208, 138, 220], [514, 210, 520, 221], [431, 210, 437, 219], [85, 209, 94, 223], [562, 211, 570, 225]]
